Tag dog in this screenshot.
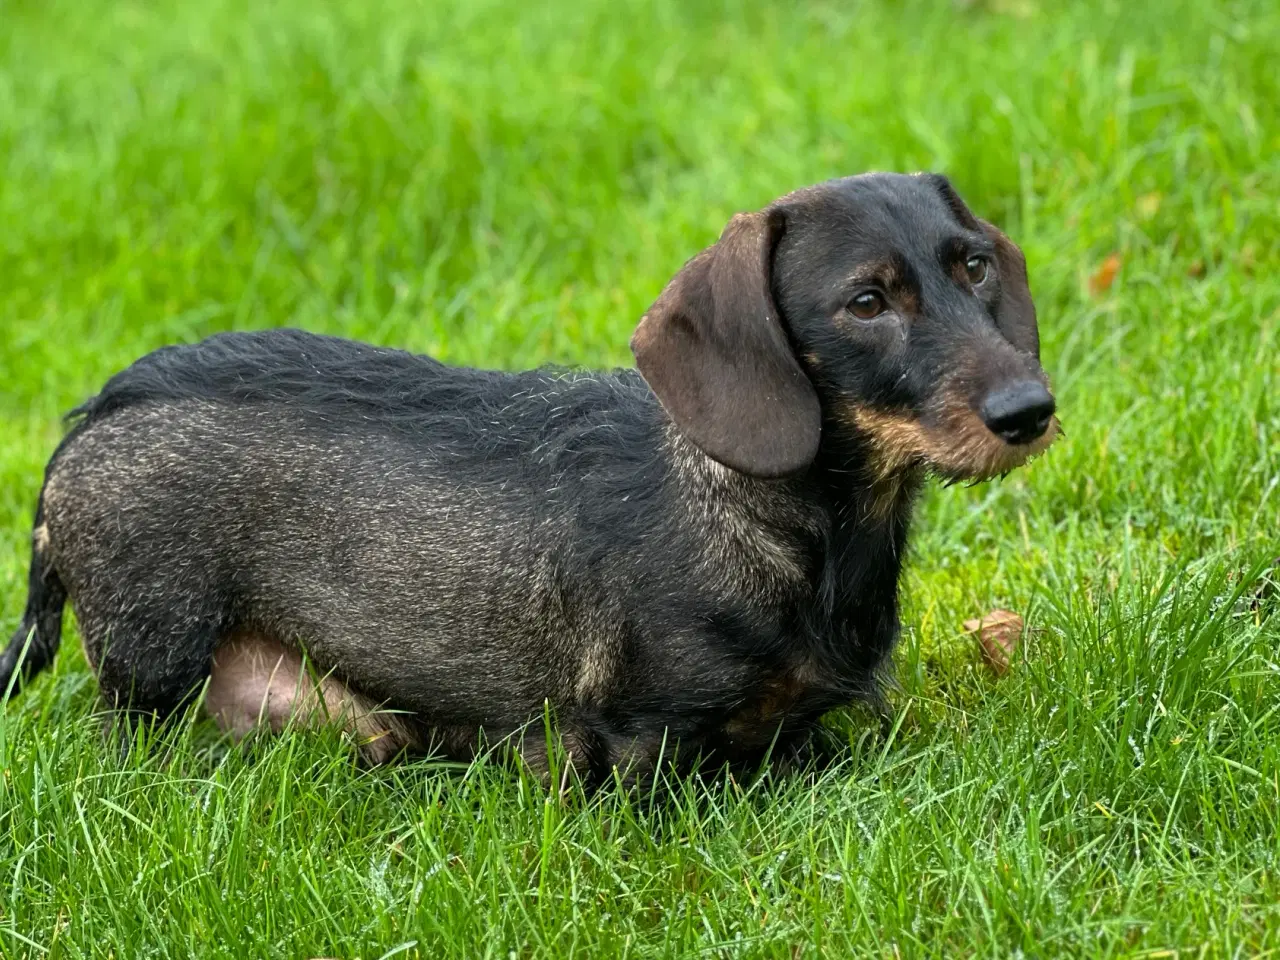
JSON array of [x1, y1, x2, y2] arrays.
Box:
[[1, 173, 1057, 787]]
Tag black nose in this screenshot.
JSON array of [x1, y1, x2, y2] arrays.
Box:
[[980, 381, 1055, 445]]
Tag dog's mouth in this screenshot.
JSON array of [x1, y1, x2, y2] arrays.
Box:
[[845, 401, 1060, 483]]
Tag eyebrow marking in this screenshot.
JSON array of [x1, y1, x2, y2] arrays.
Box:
[[939, 234, 996, 264], [843, 256, 897, 288], [844, 252, 919, 291], [836, 252, 921, 321]]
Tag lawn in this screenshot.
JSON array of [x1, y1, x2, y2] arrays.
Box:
[[1, 0, 1278, 955]]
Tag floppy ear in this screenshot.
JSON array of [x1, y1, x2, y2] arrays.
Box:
[[976, 218, 1039, 359], [630, 209, 821, 478]]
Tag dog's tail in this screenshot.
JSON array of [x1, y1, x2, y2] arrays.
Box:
[[1, 497, 67, 701]]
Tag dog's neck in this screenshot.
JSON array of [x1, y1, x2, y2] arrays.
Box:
[[662, 424, 921, 607]]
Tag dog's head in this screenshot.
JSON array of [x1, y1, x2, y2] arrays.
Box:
[[631, 172, 1058, 481]]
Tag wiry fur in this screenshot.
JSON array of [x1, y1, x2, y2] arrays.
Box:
[[2, 172, 1056, 788]]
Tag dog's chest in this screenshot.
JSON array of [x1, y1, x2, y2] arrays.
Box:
[[715, 661, 837, 749], [707, 564, 902, 753]]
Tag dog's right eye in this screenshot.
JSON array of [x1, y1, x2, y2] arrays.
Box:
[[848, 292, 886, 320], [965, 256, 989, 285]]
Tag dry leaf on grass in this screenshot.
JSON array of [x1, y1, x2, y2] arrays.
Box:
[[1136, 192, 1162, 220], [964, 609, 1025, 676], [1088, 254, 1122, 296]]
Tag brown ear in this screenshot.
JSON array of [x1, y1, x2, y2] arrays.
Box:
[[630, 209, 820, 478], [978, 218, 1040, 359]]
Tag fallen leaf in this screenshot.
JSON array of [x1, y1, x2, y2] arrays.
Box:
[[1136, 192, 1162, 220], [1088, 254, 1122, 296], [964, 609, 1025, 676]]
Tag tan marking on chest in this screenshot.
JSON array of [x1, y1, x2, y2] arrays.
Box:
[[721, 663, 820, 744]]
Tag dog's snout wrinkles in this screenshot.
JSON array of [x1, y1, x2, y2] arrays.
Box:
[[980, 381, 1055, 445]]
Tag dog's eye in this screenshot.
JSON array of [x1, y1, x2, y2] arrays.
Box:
[[848, 292, 886, 319], [965, 256, 988, 285]]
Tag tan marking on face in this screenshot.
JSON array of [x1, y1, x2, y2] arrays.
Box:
[[33, 524, 50, 553], [834, 257, 920, 323], [206, 631, 419, 764], [844, 257, 901, 290], [845, 393, 1059, 482]]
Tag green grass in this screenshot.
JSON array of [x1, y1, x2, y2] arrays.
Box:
[[1, 0, 1278, 955]]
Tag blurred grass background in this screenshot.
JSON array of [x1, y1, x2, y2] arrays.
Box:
[[1, 0, 1278, 956]]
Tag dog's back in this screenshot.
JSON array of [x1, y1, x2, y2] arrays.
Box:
[[66, 328, 655, 469]]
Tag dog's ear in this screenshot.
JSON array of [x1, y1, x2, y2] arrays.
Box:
[[977, 218, 1039, 359], [630, 209, 821, 478], [920, 173, 1040, 359]]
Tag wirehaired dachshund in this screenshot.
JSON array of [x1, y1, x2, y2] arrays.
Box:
[[2, 173, 1057, 786]]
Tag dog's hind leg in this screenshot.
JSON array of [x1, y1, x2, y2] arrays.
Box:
[[84, 606, 226, 728], [0, 504, 68, 700], [87, 616, 226, 758], [64, 564, 233, 752]]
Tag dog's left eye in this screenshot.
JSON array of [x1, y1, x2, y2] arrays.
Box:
[[965, 256, 988, 285], [848, 291, 886, 319]]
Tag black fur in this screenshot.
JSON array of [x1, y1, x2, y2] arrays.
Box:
[[2, 173, 1056, 788], [1, 497, 67, 698]]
